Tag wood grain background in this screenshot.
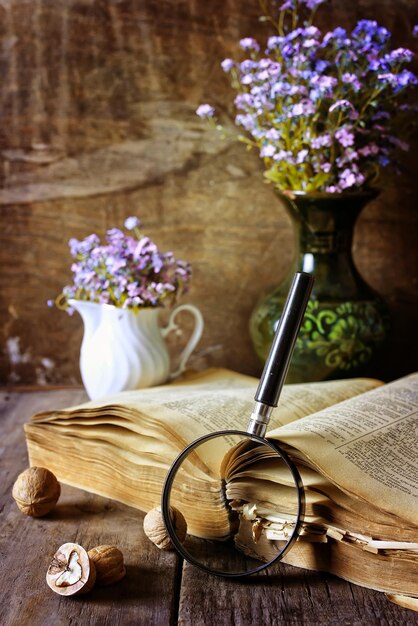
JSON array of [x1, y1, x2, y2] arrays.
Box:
[[1, 0, 418, 386]]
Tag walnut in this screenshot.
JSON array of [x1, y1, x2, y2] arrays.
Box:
[[12, 467, 60, 517], [46, 543, 96, 596], [87, 545, 126, 586], [143, 505, 187, 550]]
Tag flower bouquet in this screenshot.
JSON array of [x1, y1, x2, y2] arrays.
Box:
[[197, 0, 417, 193], [52, 217, 192, 313]]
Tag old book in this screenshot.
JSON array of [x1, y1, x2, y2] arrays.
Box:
[[24, 368, 418, 597]]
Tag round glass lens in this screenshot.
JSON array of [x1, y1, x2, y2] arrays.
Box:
[[161, 431, 303, 577]]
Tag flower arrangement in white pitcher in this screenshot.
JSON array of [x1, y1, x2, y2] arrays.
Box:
[[49, 217, 203, 400]]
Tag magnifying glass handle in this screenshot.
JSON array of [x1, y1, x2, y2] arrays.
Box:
[[248, 271, 314, 437]]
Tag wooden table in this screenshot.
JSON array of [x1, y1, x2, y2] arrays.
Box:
[[1, 388, 417, 626]]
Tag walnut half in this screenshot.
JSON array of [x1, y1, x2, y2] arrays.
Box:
[[46, 543, 96, 596]]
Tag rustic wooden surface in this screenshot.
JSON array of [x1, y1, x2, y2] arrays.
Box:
[[1, 0, 418, 387], [1, 388, 417, 626]]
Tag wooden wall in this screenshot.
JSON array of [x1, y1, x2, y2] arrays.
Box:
[[1, 0, 418, 386]]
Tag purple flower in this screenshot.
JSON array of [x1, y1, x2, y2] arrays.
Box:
[[323, 27, 347, 46], [304, 0, 326, 8], [267, 36, 283, 49], [378, 155, 390, 166], [196, 104, 215, 118], [260, 144, 276, 158], [107, 228, 125, 243], [341, 73, 362, 91], [265, 128, 281, 141], [240, 74, 253, 85], [397, 70, 418, 88], [303, 38, 319, 48], [413, 25, 418, 38], [234, 93, 254, 109], [387, 48, 414, 64], [124, 216, 141, 230], [239, 38, 260, 51], [352, 20, 389, 43], [335, 128, 355, 147], [358, 144, 379, 157], [221, 58, 235, 72], [290, 101, 316, 117], [296, 149, 309, 164], [274, 150, 294, 163], [311, 134, 332, 149], [235, 113, 256, 131], [279, 1, 295, 10], [339, 168, 357, 189]]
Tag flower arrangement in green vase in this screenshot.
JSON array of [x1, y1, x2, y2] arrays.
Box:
[[196, 0, 418, 382]]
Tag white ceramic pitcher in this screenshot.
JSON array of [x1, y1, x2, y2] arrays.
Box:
[[68, 299, 204, 401]]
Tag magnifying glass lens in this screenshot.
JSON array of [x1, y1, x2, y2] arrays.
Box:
[[162, 431, 302, 577]]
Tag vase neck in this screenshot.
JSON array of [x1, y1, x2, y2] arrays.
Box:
[[299, 224, 354, 254], [281, 192, 377, 255]]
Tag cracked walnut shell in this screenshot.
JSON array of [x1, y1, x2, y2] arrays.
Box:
[[88, 545, 126, 586], [12, 467, 60, 517], [46, 543, 96, 596], [143, 505, 187, 550]]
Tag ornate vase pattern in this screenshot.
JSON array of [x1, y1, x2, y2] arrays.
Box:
[[249, 191, 389, 383]]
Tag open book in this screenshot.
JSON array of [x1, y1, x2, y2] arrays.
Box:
[[24, 369, 418, 601]]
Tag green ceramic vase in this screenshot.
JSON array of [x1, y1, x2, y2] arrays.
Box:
[[249, 190, 390, 383]]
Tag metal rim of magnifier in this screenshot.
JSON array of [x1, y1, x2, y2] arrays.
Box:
[[161, 429, 305, 578]]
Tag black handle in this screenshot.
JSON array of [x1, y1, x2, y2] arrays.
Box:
[[254, 272, 314, 407]]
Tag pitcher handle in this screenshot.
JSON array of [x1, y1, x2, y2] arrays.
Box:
[[161, 304, 204, 379]]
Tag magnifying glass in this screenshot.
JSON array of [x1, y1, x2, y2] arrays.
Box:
[[161, 272, 314, 577]]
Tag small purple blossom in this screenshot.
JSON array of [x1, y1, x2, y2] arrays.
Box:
[[124, 216, 141, 230], [239, 38, 260, 51], [267, 36, 283, 49], [358, 144, 379, 157], [335, 128, 355, 147], [260, 144, 276, 158], [221, 58, 235, 72], [339, 168, 357, 189], [278, 1, 295, 10], [387, 48, 414, 63], [311, 134, 332, 149], [296, 149, 309, 163], [341, 73, 362, 91], [265, 128, 281, 141], [196, 104, 215, 118], [413, 25, 418, 38], [304, 0, 327, 8]]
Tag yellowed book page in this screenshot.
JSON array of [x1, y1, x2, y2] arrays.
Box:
[[272, 374, 418, 525], [31, 368, 381, 474], [127, 375, 381, 456], [270, 377, 381, 427]]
